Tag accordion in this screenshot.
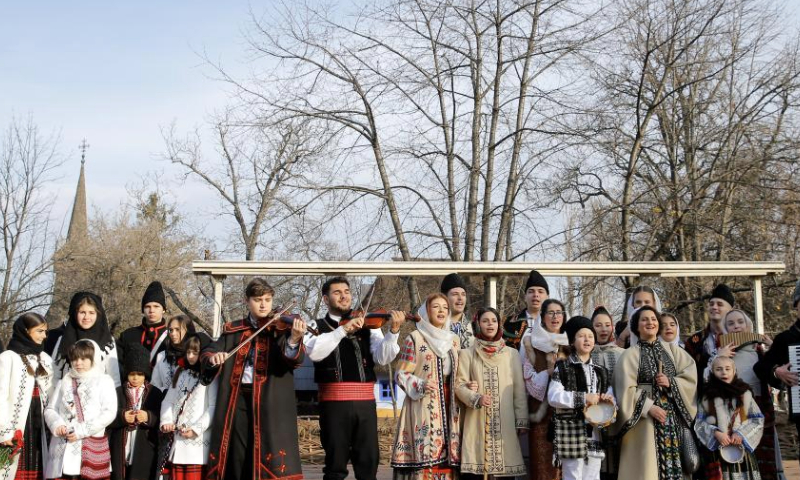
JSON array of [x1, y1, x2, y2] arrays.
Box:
[[717, 332, 763, 350], [790, 344, 800, 420]]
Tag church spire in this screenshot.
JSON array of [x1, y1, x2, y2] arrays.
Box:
[[66, 139, 89, 241]]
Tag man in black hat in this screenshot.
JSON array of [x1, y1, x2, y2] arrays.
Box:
[[504, 270, 549, 349], [754, 279, 800, 457], [441, 273, 474, 349], [118, 281, 170, 365], [684, 283, 735, 388]]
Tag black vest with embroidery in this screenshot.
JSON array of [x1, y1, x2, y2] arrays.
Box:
[[313, 315, 376, 383], [554, 358, 610, 419]]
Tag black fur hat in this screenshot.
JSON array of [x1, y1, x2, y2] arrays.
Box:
[[141, 281, 167, 311], [709, 284, 735, 307], [525, 270, 549, 294], [440, 273, 467, 294], [562, 316, 596, 345], [123, 342, 153, 380]]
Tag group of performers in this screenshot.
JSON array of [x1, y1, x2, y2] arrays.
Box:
[[0, 272, 799, 480]]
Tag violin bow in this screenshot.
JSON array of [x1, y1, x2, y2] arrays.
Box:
[[362, 282, 377, 312], [224, 300, 297, 359], [345, 283, 377, 331]]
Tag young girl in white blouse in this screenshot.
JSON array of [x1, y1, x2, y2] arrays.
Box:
[[159, 335, 217, 480], [45, 339, 117, 480]]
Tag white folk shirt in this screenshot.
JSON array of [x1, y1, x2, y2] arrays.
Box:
[[124, 384, 145, 465], [304, 314, 400, 365]]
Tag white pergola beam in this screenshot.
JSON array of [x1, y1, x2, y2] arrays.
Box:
[[193, 260, 785, 336], [193, 261, 784, 278]]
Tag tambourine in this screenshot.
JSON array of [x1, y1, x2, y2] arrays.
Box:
[[584, 400, 617, 428], [719, 444, 744, 464]]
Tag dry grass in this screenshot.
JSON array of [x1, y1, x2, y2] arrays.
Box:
[[298, 416, 398, 465]]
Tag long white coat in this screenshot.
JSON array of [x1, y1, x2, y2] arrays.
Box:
[[160, 370, 217, 465], [0, 351, 53, 480], [44, 341, 117, 479]]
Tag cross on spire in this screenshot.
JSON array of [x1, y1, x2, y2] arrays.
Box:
[[78, 139, 90, 164]]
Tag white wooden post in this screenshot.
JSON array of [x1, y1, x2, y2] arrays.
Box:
[[485, 276, 498, 308], [753, 277, 764, 334], [213, 275, 225, 339]]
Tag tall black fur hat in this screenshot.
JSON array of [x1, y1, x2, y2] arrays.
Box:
[[123, 342, 152, 380], [141, 281, 167, 311], [792, 279, 800, 308]]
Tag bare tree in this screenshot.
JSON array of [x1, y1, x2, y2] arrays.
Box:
[[163, 112, 331, 261], [561, 0, 800, 331], [0, 115, 63, 337], [199, 0, 609, 308]]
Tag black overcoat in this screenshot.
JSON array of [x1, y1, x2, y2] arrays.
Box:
[[200, 318, 305, 480]]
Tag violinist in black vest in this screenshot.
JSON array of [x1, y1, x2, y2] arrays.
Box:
[[306, 277, 404, 480]]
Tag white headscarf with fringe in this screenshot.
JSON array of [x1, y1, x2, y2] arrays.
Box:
[[416, 303, 457, 359]]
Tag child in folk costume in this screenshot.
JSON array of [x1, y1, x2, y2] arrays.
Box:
[[151, 316, 208, 394], [710, 310, 782, 480], [44, 340, 117, 480], [694, 356, 764, 480], [548, 317, 616, 480], [658, 313, 683, 348], [391, 293, 461, 480], [159, 335, 217, 480], [456, 307, 528, 478], [589, 307, 623, 480], [109, 343, 161, 480], [0, 313, 53, 480]]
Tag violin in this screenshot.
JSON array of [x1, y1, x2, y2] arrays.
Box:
[[225, 305, 316, 360], [339, 308, 421, 330], [267, 312, 320, 336], [257, 308, 319, 336]]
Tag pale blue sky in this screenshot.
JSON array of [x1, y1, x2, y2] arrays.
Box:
[[0, 2, 256, 232], [2, 1, 798, 242]]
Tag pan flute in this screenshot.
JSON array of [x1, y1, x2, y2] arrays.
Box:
[[790, 343, 800, 420], [717, 332, 763, 350]]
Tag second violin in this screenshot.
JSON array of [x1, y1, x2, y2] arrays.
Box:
[[338, 308, 420, 331]]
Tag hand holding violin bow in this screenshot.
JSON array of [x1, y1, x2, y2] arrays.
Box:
[[211, 301, 312, 366]]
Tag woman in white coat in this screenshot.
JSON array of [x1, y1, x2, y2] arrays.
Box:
[[0, 313, 53, 480], [44, 339, 117, 480], [159, 335, 217, 480]]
